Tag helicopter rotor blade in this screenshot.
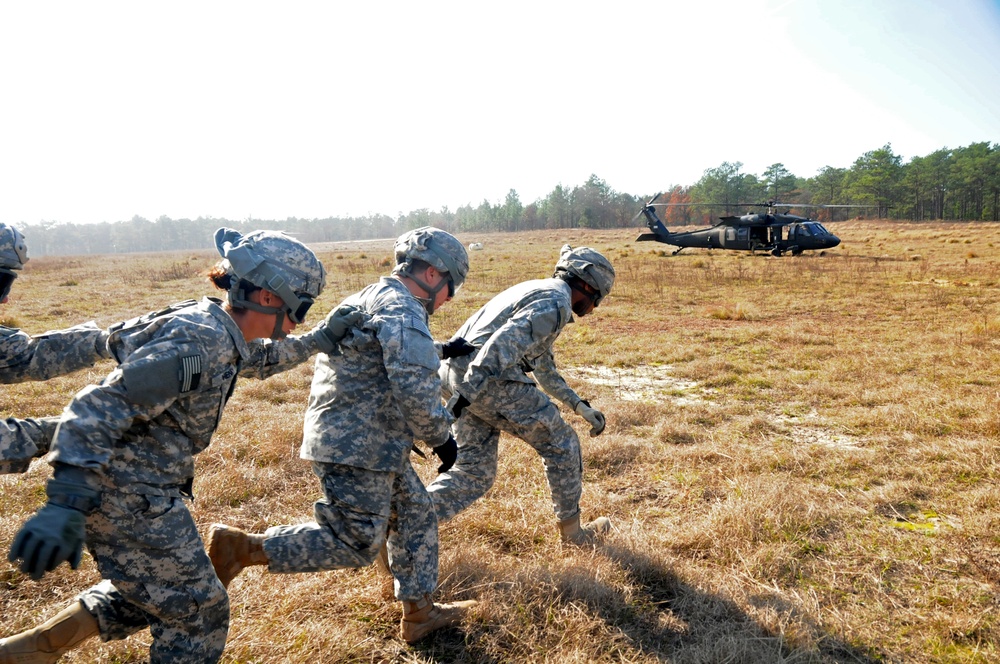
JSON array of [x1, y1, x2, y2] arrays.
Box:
[[630, 192, 662, 225]]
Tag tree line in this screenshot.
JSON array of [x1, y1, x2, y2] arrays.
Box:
[[19, 141, 999, 256]]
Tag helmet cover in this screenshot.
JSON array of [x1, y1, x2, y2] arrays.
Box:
[[554, 245, 615, 305]]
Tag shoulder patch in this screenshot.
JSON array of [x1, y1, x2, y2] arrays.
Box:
[[180, 354, 202, 392], [122, 349, 204, 406]]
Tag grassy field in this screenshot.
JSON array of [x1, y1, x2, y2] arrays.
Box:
[[2, 221, 999, 663]]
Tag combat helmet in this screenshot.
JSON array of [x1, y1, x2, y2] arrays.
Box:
[[0, 223, 28, 301], [393, 226, 469, 314], [215, 228, 326, 335], [554, 244, 615, 307]]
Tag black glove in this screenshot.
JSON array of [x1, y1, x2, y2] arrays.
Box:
[[447, 392, 471, 419], [441, 337, 476, 360], [8, 465, 100, 580], [432, 436, 458, 473]]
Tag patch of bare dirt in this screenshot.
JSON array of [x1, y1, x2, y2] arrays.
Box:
[[568, 365, 713, 405]]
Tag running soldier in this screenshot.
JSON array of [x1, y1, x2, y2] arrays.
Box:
[[0, 222, 114, 474], [208, 226, 478, 644], [1, 228, 336, 663], [426, 244, 615, 545]]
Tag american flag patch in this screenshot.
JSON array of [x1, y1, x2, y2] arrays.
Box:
[[180, 355, 202, 392]]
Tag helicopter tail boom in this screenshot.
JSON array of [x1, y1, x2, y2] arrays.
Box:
[[636, 205, 671, 242]]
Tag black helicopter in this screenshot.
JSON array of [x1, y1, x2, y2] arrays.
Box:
[[636, 194, 855, 256]]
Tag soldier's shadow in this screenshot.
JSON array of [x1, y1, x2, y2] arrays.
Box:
[[410, 541, 883, 663], [580, 542, 884, 663]]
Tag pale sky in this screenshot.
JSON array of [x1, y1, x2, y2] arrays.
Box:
[[1, 0, 998, 225]]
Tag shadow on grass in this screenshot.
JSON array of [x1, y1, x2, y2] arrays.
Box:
[[589, 543, 886, 663], [405, 542, 886, 664]]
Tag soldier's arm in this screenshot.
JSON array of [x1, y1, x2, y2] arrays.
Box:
[[239, 304, 368, 379], [0, 323, 111, 384], [379, 310, 453, 449], [530, 351, 583, 410], [48, 330, 194, 475], [240, 334, 319, 379], [459, 301, 562, 402], [0, 416, 61, 475]]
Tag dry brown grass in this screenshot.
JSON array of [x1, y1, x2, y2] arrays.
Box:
[[2, 221, 1000, 662]]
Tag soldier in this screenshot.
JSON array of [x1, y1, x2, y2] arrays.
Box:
[[1, 228, 341, 664], [0, 222, 114, 474], [207, 226, 478, 645], [426, 244, 615, 545]]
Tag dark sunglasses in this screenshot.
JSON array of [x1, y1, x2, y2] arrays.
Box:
[[446, 277, 456, 298], [575, 280, 602, 307]]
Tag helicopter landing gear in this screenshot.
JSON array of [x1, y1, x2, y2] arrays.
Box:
[[770, 247, 783, 257], [672, 247, 685, 255]]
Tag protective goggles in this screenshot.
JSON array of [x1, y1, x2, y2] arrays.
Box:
[[0, 268, 17, 301], [287, 292, 315, 324]]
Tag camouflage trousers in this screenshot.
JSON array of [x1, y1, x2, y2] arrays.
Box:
[[77, 493, 229, 664], [263, 460, 438, 602], [427, 379, 584, 523]]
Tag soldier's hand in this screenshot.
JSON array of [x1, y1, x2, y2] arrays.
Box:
[[432, 436, 458, 473], [311, 304, 366, 354], [447, 393, 471, 419], [441, 337, 476, 360], [574, 399, 606, 437], [8, 503, 87, 580]]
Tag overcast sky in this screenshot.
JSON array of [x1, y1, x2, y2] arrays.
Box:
[[1, 0, 998, 225]]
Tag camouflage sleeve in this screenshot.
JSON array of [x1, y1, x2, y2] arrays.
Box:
[[240, 334, 319, 379], [531, 350, 582, 409], [459, 300, 563, 402], [48, 326, 201, 473], [377, 309, 453, 448], [0, 416, 61, 475], [0, 322, 110, 384]]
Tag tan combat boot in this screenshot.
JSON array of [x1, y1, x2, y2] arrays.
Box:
[[399, 594, 478, 644], [0, 600, 99, 664], [207, 523, 268, 588], [558, 513, 611, 546]]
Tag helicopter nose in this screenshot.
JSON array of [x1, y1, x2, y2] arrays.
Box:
[[828, 235, 841, 248]]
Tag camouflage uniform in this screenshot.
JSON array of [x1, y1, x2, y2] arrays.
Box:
[[49, 301, 333, 653], [1, 322, 111, 473], [262, 276, 453, 602], [0, 322, 110, 383], [47, 298, 251, 663], [427, 278, 587, 522]]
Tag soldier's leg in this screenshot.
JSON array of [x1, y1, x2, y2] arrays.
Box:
[[425, 410, 501, 523], [0, 580, 149, 660], [387, 462, 478, 643], [262, 462, 393, 572], [385, 461, 438, 601], [88, 493, 230, 664], [494, 381, 584, 521], [79, 580, 151, 640]]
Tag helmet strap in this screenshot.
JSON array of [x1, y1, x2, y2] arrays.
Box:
[[228, 286, 289, 338], [563, 276, 600, 315], [397, 263, 449, 315]]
